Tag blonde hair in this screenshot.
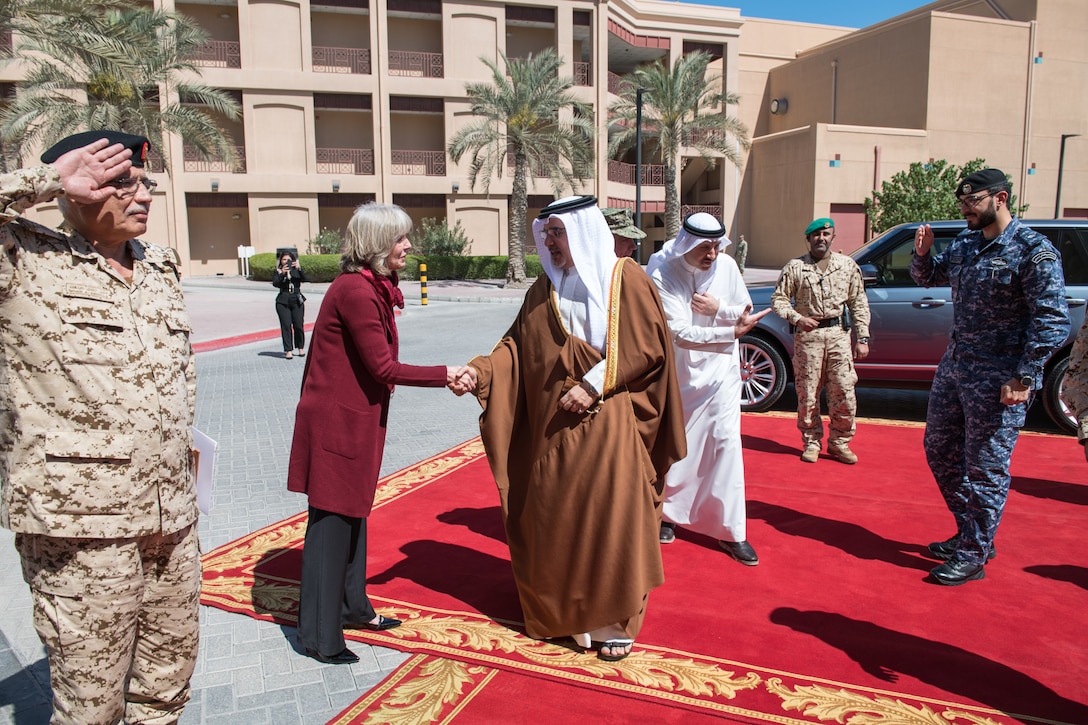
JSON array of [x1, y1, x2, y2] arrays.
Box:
[[340, 202, 413, 276]]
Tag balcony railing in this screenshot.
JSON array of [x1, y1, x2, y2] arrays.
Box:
[[390, 149, 445, 176], [183, 145, 246, 173], [684, 129, 728, 146], [607, 72, 631, 95], [573, 61, 592, 87], [316, 147, 374, 175], [506, 152, 549, 178], [388, 50, 443, 78], [191, 40, 241, 69], [681, 204, 722, 219], [312, 46, 371, 75], [607, 160, 665, 186]]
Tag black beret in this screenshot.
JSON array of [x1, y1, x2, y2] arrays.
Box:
[[41, 130, 151, 167], [956, 168, 1008, 197], [536, 195, 598, 219]]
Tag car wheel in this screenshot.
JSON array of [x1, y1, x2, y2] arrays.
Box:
[[739, 335, 788, 412], [1041, 353, 1077, 434]]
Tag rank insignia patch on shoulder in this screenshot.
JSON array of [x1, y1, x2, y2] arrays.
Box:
[[1031, 250, 1058, 264]]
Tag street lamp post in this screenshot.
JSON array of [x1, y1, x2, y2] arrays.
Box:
[[1055, 133, 1080, 219], [635, 87, 647, 262]]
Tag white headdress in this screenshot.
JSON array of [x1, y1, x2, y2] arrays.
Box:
[[646, 212, 733, 293], [532, 196, 616, 351]]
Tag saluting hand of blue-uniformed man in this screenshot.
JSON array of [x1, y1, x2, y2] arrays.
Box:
[[916, 222, 1031, 406]]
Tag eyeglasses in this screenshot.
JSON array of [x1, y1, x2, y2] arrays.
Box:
[[955, 191, 994, 209], [542, 227, 566, 239], [107, 176, 158, 197]]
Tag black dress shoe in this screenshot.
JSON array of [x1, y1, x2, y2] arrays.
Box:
[[304, 647, 359, 665], [659, 522, 676, 544], [927, 538, 996, 562], [719, 540, 759, 566], [930, 560, 986, 586], [344, 615, 402, 631]]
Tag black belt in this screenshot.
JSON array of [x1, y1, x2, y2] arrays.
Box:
[[814, 316, 842, 329]]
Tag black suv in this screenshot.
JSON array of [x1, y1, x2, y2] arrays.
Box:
[[739, 219, 1088, 432]]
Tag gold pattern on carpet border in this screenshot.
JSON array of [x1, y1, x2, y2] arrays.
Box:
[[766, 678, 1006, 725], [370, 609, 761, 700], [374, 440, 485, 508], [335, 655, 494, 725]]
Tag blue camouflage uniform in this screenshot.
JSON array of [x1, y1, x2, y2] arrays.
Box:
[[910, 218, 1069, 567]]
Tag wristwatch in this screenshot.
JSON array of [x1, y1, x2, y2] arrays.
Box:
[[1019, 374, 1034, 388], [857, 337, 870, 344]]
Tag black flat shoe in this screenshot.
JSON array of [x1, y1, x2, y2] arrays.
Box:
[[927, 537, 996, 562], [304, 647, 359, 665], [930, 560, 986, 586], [719, 540, 759, 566], [659, 522, 676, 544], [344, 615, 402, 631]]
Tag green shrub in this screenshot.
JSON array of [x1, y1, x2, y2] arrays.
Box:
[[249, 253, 341, 282], [413, 218, 471, 256], [249, 253, 542, 283], [402, 255, 543, 281], [306, 228, 343, 255]]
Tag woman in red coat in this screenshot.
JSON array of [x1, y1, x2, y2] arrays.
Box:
[[287, 203, 462, 664]]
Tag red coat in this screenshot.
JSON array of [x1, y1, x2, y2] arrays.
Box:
[[287, 270, 447, 517]]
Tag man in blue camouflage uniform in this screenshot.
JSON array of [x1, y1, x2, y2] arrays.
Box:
[[911, 168, 1069, 586]]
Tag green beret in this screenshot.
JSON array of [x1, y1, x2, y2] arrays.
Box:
[[41, 130, 151, 167], [804, 218, 834, 236]]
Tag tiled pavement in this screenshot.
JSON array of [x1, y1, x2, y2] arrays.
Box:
[[0, 268, 785, 724]]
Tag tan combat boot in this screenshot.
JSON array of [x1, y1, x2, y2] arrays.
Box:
[[829, 445, 858, 465], [800, 444, 820, 463]]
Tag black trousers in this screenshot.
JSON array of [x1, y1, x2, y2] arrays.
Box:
[[296, 506, 377, 656], [276, 298, 305, 352]]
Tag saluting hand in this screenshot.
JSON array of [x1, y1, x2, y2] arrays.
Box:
[[51, 139, 134, 204], [914, 224, 935, 256]]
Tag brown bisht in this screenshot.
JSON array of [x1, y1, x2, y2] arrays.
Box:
[[470, 258, 687, 640]]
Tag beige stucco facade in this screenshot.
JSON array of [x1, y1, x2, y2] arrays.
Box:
[[4, 0, 1086, 273]]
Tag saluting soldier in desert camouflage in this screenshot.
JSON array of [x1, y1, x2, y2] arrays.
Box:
[[0, 131, 200, 724], [771, 217, 871, 465]]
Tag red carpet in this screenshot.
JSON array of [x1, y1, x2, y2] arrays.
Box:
[[201, 414, 1088, 724]]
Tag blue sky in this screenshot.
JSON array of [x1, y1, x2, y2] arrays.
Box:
[[696, 1, 931, 28]]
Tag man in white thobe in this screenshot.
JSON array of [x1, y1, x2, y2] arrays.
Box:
[[647, 213, 768, 565]]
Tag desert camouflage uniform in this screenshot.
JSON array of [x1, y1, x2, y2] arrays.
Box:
[[1061, 316, 1088, 445], [771, 251, 871, 450], [911, 218, 1068, 568], [0, 165, 200, 724]]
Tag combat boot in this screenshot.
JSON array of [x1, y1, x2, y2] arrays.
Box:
[[828, 444, 858, 464], [800, 444, 820, 463]]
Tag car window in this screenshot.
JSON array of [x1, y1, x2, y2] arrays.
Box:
[[868, 231, 956, 287], [1037, 227, 1088, 286]]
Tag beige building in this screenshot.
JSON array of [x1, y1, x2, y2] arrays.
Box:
[[4, 0, 1086, 274]]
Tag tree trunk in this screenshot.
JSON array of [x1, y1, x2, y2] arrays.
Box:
[[506, 150, 530, 287], [664, 161, 680, 241]]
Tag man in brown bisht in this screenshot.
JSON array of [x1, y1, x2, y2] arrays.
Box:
[[464, 196, 686, 662]]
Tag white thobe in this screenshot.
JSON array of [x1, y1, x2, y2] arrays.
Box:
[[649, 254, 751, 542]]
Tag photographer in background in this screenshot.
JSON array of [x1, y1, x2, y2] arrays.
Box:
[[274, 251, 308, 359]]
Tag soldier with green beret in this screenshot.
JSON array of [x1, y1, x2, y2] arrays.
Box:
[[771, 217, 871, 465]]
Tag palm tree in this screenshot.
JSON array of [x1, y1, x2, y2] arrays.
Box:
[[447, 49, 594, 286], [0, 1, 240, 173], [608, 51, 750, 240]]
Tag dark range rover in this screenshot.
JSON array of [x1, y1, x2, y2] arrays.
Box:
[[739, 219, 1088, 432]]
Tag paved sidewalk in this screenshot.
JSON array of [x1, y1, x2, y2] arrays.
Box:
[[0, 268, 781, 724]]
